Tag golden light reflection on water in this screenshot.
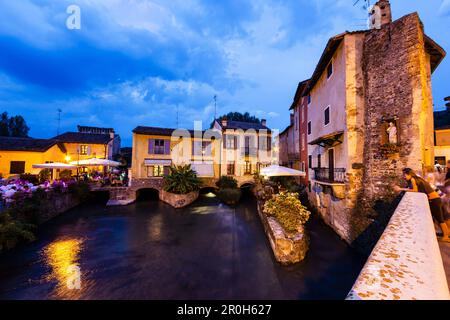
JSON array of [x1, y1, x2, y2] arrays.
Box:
[[42, 237, 84, 299]]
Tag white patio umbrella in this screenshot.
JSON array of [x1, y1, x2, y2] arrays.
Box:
[[32, 162, 77, 169], [70, 158, 121, 167], [260, 165, 306, 177]]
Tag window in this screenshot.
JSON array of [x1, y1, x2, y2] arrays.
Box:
[[308, 121, 312, 135], [244, 161, 252, 175], [301, 162, 305, 172], [227, 162, 235, 175], [308, 155, 312, 169], [307, 95, 311, 105], [295, 114, 298, 131], [225, 135, 236, 149], [317, 154, 321, 168], [327, 61, 333, 79], [324, 107, 330, 126], [152, 165, 165, 177], [154, 139, 165, 155], [80, 145, 88, 155], [10, 161, 25, 174]]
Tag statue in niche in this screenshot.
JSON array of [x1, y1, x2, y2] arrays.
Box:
[[386, 122, 398, 145]]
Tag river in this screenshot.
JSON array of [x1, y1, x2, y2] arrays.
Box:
[[0, 192, 365, 300]]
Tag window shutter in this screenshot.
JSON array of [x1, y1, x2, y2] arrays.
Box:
[[267, 136, 271, 151], [148, 139, 154, 154], [223, 135, 227, 149], [164, 140, 171, 155], [163, 166, 170, 176], [234, 136, 239, 150]]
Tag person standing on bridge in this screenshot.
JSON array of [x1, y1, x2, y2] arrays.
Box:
[[393, 168, 450, 243]]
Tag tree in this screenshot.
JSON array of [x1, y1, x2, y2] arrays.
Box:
[[0, 112, 30, 137], [0, 112, 9, 136], [211, 112, 261, 128]]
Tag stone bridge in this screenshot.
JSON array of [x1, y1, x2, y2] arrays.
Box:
[[104, 177, 256, 206]]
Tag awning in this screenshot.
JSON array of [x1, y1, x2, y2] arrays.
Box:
[[308, 131, 344, 148], [144, 159, 172, 166], [32, 162, 77, 169], [260, 165, 306, 177], [70, 158, 121, 167]]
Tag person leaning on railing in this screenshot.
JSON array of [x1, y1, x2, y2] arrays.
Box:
[[393, 168, 450, 243]]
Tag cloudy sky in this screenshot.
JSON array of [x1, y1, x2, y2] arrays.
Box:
[[0, 0, 449, 146]]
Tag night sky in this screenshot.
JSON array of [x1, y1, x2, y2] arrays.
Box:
[[0, 0, 449, 146]]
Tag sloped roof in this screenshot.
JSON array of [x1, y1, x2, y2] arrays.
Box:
[[290, 79, 310, 110], [53, 132, 112, 144], [217, 120, 271, 132], [133, 126, 208, 137], [0, 136, 66, 153]]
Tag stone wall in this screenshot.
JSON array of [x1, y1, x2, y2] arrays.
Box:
[[256, 201, 309, 265], [37, 193, 80, 224], [160, 190, 199, 208], [360, 13, 433, 218]]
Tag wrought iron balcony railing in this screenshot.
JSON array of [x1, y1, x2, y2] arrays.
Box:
[[313, 167, 346, 184]]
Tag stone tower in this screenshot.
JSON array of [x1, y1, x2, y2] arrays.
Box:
[[370, 0, 392, 29]]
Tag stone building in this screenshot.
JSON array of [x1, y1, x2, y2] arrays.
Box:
[[279, 114, 299, 169], [290, 79, 310, 184], [302, 0, 445, 245]]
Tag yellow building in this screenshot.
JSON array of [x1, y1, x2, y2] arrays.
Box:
[[131, 126, 221, 180], [434, 108, 450, 166], [131, 121, 273, 184], [0, 137, 66, 178], [53, 132, 116, 163]]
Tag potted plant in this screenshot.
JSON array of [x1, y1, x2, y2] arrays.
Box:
[[161, 165, 201, 208]]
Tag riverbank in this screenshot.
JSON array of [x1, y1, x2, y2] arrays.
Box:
[[0, 194, 365, 300]]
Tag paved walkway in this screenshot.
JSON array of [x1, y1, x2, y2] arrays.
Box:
[[439, 242, 450, 288]]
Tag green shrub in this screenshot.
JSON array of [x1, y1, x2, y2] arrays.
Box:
[[68, 181, 91, 201], [59, 169, 73, 181], [264, 191, 310, 233], [38, 169, 51, 183], [217, 188, 242, 206], [163, 165, 201, 195], [0, 211, 36, 252], [216, 176, 238, 189], [19, 174, 39, 185]]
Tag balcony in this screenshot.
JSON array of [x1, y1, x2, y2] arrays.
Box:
[[313, 167, 346, 184], [241, 147, 258, 157]]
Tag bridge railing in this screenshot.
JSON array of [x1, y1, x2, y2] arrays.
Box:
[[347, 192, 450, 300]]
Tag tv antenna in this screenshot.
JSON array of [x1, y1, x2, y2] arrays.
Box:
[[353, 0, 371, 9], [214, 95, 217, 120], [57, 108, 62, 136]]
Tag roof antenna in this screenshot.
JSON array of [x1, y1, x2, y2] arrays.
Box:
[[214, 95, 217, 120], [57, 108, 62, 136]]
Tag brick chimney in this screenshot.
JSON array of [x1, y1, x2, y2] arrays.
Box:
[[221, 117, 228, 128], [370, 0, 392, 29], [261, 119, 267, 127]]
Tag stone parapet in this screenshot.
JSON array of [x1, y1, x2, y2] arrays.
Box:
[[347, 192, 450, 300]]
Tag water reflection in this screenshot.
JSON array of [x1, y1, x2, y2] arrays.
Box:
[[42, 237, 84, 299]]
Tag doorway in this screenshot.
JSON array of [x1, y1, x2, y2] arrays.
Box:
[[328, 149, 334, 182]]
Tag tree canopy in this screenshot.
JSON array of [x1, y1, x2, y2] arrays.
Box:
[[210, 112, 261, 128], [0, 112, 30, 137]]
